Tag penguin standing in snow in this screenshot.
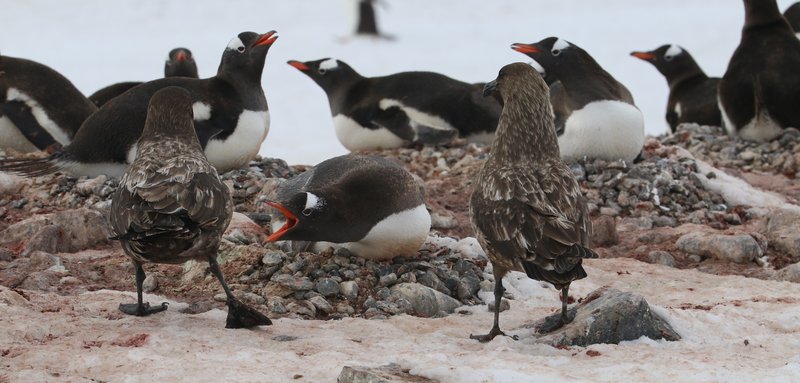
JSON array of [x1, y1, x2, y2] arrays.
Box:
[[89, 47, 200, 107], [287, 58, 500, 151], [512, 37, 644, 163], [718, 0, 800, 142], [266, 154, 430, 260], [0, 54, 97, 153], [0, 31, 278, 178], [631, 44, 721, 131]]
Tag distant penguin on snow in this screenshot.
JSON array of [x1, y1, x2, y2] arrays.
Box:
[[511, 37, 644, 163], [88, 47, 200, 107], [631, 44, 721, 131], [266, 154, 430, 260], [0, 31, 278, 178], [287, 58, 501, 151], [0, 54, 97, 153]]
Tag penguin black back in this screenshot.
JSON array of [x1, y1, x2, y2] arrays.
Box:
[[0, 55, 97, 151]]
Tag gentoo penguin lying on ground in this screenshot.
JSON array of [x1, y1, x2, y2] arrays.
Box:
[[470, 62, 597, 342], [0, 54, 97, 153], [0, 31, 277, 178], [287, 58, 501, 151], [266, 154, 431, 260], [88, 47, 199, 107], [109, 86, 270, 328], [718, 0, 800, 142], [511, 37, 644, 163], [631, 45, 721, 131]]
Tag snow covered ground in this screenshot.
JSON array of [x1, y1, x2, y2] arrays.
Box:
[[2, 0, 797, 165], [4, 257, 800, 382]]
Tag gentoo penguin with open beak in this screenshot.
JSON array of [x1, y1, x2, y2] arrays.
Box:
[[0, 54, 97, 153], [266, 154, 431, 260], [470, 63, 597, 342], [287, 58, 501, 151], [631, 45, 721, 131], [718, 0, 800, 142], [110, 86, 270, 328], [0, 31, 277, 178], [512, 37, 645, 163], [88, 47, 200, 107]]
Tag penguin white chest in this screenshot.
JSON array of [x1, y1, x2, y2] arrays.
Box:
[[558, 100, 645, 162], [719, 100, 783, 142], [332, 114, 406, 151], [204, 109, 270, 173], [314, 204, 431, 260]]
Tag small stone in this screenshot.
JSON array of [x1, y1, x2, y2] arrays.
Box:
[[487, 298, 510, 312], [315, 278, 341, 297], [243, 292, 266, 305], [457, 274, 481, 300], [591, 215, 619, 247], [287, 300, 316, 317], [379, 273, 398, 287], [388, 283, 462, 317], [340, 281, 359, 300], [142, 273, 158, 293], [418, 271, 451, 295], [338, 364, 437, 383], [336, 302, 355, 315], [676, 233, 762, 264], [651, 216, 677, 228], [262, 252, 283, 267], [308, 295, 333, 314], [646, 251, 675, 267], [268, 297, 288, 314]]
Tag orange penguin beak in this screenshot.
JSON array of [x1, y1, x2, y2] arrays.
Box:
[[287, 60, 310, 71], [630, 51, 656, 61], [265, 201, 298, 241], [253, 30, 279, 47], [511, 43, 540, 54]]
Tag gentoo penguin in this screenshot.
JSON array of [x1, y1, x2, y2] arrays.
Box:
[[287, 58, 500, 151], [355, 0, 380, 36], [0, 31, 277, 178], [266, 154, 430, 260], [631, 45, 721, 131], [0, 54, 97, 153], [719, 0, 800, 142], [88, 47, 200, 107], [470, 63, 596, 342], [109, 86, 270, 328], [784, 2, 800, 35], [511, 37, 645, 162]]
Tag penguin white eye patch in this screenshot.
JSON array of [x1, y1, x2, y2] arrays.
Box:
[[227, 37, 246, 52]]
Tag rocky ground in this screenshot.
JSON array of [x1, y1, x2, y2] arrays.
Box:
[[3, 124, 800, 381]]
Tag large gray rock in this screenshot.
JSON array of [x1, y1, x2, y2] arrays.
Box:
[[0, 208, 111, 254], [338, 364, 437, 383], [766, 210, 800, 262], [775, 262, 800, 283], [676, 232, 763, 264], [532, 287, 680, 346], [389, 283, 461, 317]]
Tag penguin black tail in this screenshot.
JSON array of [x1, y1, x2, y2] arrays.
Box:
[[0, 153, 62, 177]]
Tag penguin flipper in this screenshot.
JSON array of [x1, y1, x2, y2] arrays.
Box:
[[549, 81, 569, 136], [351, 106, 416, 142], [2, 100, 58, 151], [414, 124, 458, 146], [375, 106, 456, 145]]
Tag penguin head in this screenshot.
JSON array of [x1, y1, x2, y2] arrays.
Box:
[[219, 31, 278, 79], [287, 58, 361, 92], [630, 44, 696, 79], [511, 37, 578, 84], [266, 191, 338, 242], [165, 47, 198, 78]]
